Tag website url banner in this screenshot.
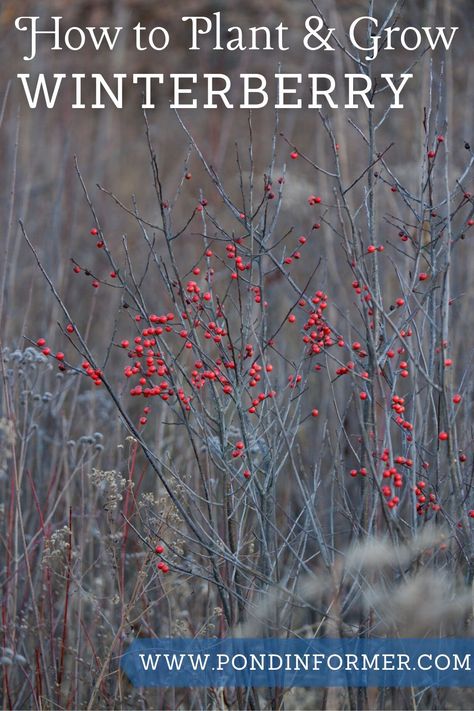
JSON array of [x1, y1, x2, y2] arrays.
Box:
[[121, 638, 473, 688]]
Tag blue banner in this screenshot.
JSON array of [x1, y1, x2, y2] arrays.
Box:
[[120, 638, 473, 688]]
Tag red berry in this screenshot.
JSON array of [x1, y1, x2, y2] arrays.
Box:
[[90, 228, 98, 236], [155, 545, 164, 554], [438, 431, 449, 441], [288, 314, 296, 324], [419, 272, 428, 281], [311, 409, 319, 417], [453, 394, 462, 404], [66, 324, 74, 334], [36, 338, 46, 347], [290, 151, 299, 160]]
